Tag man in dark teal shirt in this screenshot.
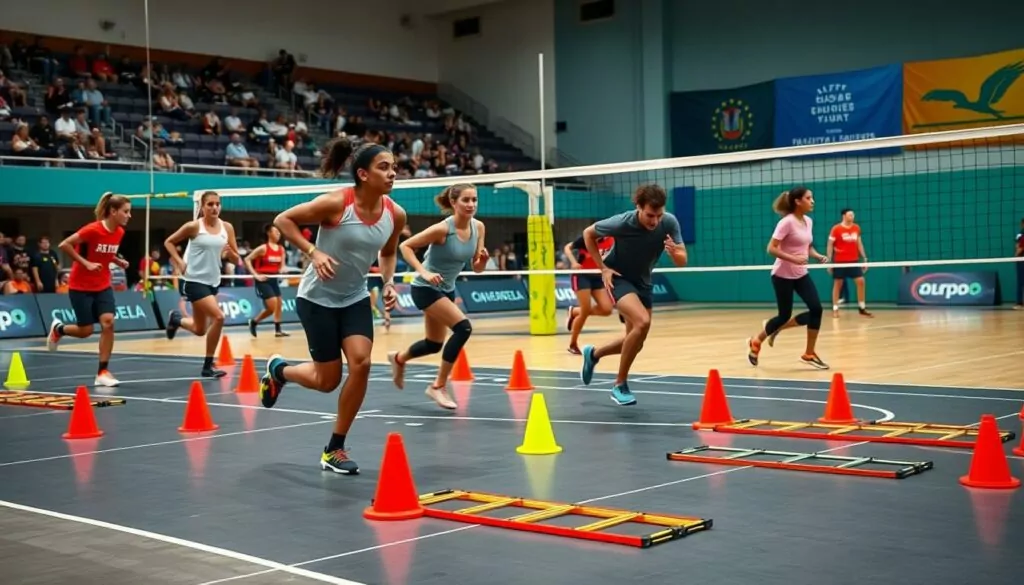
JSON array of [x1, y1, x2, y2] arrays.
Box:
[[579, 184, 688, 406]]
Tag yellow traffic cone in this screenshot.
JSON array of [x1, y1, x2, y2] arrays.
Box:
[[4, 351, 29, 390], [516, 393, 562, 455]]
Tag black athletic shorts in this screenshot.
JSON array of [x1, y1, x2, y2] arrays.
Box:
[[68, 287, 116, 326], [179, 280, 220, 302], [297, 297, 374, 363], [411, 285, 456, 311], [571, 274, 604, 292], [832, 263, 864, 280], [254, 278, 281, 300], [609, 276, 653, 310]]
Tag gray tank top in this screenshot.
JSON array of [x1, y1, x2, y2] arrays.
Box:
[[297, 189, 396, 309], [182, 218, 228, 287], [412, 217, 478, 293]]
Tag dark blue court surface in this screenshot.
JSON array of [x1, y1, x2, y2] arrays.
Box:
[[1, 347, 1023, 585]]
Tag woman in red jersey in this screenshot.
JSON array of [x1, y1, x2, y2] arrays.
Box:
[[244, 223, 290, 337], [563, 228, 615, 354], [47, 192, 132, 387]]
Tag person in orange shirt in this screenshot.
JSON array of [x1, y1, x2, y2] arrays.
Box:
[[826, 209, 872, 319], [2, 267, 33, 295]]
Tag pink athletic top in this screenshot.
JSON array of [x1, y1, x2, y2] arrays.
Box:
[[770, 214, 813, 279]]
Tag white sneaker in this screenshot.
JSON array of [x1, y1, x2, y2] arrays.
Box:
[[47, 319, 63, 351], [425, 383, 457, 410], [94, 370, 120, 387]]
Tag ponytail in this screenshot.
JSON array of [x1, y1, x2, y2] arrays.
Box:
[[434, 183, 474, 215], [94, 191, 130, 220], [319, 137, 354, 179], [772, 186, 809, 216]]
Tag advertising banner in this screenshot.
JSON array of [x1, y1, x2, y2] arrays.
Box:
[[34, 291, 159, 332], [0, 295, 46, 339], [897, 271, 1000, 306]]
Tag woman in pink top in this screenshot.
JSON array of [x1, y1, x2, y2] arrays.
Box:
[[748, 186, 829, 370]]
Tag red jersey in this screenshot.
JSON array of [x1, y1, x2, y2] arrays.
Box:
[[572, 235, 614, 269], [254, 243, 285, 274], [829, 223, 862, 263], [69, 220, 125, 292]]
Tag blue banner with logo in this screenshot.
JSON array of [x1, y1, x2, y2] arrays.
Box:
[[0, 295, 46, 339], [773, 64, 903, 151], [153, 286, 302, 328], [35, 291, 159, 332], [456, 278, 529, 313], [669, 81, 775, 157], [898, 271, 1000, 306]]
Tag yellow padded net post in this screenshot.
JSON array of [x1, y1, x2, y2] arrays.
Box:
[[497, 180, 556, 335]]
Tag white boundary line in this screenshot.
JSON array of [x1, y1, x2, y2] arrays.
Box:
[[0, 500, 367, 585]]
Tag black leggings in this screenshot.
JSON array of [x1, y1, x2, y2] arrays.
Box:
[[765, 274, 823, 334]]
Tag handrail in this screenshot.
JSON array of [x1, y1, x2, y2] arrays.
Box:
[[176, 163, 319, 177], [0, 154, 148, 169]]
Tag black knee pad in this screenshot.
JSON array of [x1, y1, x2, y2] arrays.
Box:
[[408, 338, 443, 360], [442, 319, 472, 363]]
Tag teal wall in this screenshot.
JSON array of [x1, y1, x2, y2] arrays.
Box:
[[0, 166, 617, 219], [653, 150, 1024, 303]]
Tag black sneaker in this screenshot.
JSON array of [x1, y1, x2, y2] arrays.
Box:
[[858, 308, 874, 318], [259, 354, 287, 408], [321, 447, 359, 474], [800, 353, 829, 370], [166, 310, 182, 340], [202, 365, 227, 378], [248, 318, 258, 338]]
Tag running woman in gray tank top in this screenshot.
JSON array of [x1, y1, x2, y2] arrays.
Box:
[[386, 184, 490, 410], [258, 139, 407, 476], [164, 191, 241, 379]]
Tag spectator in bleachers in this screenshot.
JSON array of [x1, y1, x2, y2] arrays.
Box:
[[274, 139, 299, 175], [0, 94, 10, 121], [223, 108, 244, 134], [0, 45, 12, 71], [328, 105, 347, 135], [225, 133, 259, 174], [152, 144, 174, 171], [44, 78, 72, 115], [70, 80, 86, 106], [68, 46, 90, 78], [91, 53, 118, 83], [271, 50, 296, 91], [11, 123, 46, 158], [59, 132, 88, 162], [116, 55, 139, 84], [136, 64, 160, 100], [158, 82, 192, 120], [87, 127, 118, 160], [72, 109, 91, 136], [2, 267, 32, 295], [81, 79, 112, 128], [6, 235, 30, 274], [172, 66, 194, 92], [30, 116, 55, 151], [202, 109, 222, 135], [53, 108, 77, 143], [247, 111, 270, 143], [0, 70, 26, 107], [136, 118, 183, 146]]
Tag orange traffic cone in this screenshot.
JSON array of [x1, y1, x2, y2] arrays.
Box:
[[179, 381, 219, 433], [960, 414, 1020, 489], [450, 348, 474, 382], [1012, 427, 1024, 458], [217, 336, 235, 367], [364, 433, 426, 521], [818, 373, 858, 424], [62, 386, 104, 440], [504, 350, 534, 391], [235, 354, 259, 393], [692, 369, 734, 430], [1018, 402, 1023, 420]]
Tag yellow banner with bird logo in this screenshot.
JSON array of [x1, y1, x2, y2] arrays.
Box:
[[903, 48, 1024, 140]]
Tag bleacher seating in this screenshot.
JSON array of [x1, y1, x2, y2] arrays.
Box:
[[0, 36, 540, 176]]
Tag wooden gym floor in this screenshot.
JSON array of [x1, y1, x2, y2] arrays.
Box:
[[39, 304, 1024, 391]]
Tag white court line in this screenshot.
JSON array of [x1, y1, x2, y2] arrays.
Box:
[[0, 500, 366, 585], [361, 413, 691, 427], [11, 369, 151, 383], [0, 420, 333, 468], [206, 438, 877, 585]]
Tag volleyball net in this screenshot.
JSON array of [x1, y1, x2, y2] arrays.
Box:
[[138, 122, 1024, 331]]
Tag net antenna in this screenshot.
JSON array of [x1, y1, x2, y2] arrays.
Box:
[[494, 180, 555, 225]]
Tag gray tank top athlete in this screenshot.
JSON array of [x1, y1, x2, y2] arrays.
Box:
[[298, 189, 396, 309], [182, 218, 229, 287], [412, 216, 478, 293]]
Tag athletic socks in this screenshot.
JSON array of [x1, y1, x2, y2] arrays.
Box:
[[274, 322, 282, 333], [98, 361, 109, 374], [327, 433, 346, 452]]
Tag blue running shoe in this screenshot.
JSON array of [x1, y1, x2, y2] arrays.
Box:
[[610, 383, 636, 406], [580, 344, 597, 385]]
